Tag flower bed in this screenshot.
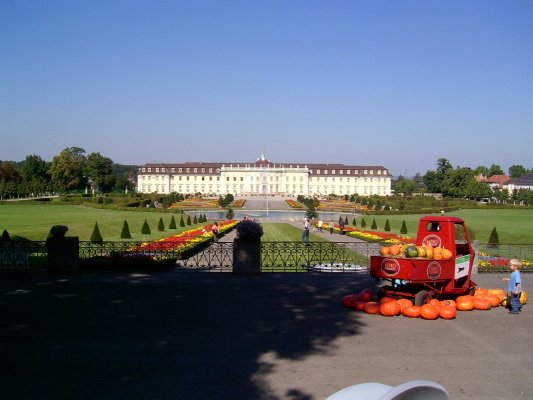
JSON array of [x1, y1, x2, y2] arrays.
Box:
[[323, 223, 414, 244], [286, 200, 303, 209], [169, 198, 220, 209], [232, 199, 246, 208]]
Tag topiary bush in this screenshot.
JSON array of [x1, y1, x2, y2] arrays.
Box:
[[180, 216, 185, 227], [158, 217, 165, 231], [488, 227, 499, 248], [384, 219, 391, 232], [169, 215, 177, 229], [186, 215, 192, 225], [400, 220, 408, 235], [361, 218, 367, 228], [90, 222, 103, 243], [141, 220, 151, 235], [236, 219, 263, 240], [371, 219, 377, 229], [120, 220, 131, 239]]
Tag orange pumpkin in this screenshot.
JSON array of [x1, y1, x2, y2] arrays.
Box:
[[364, 301, 380, 315], [488, 288, 506, 301], [358, 288, 375, 303], [456, 295, 475, 311], [425, 246, 434, 259], [402, 305, 422, 318], [389, 245, 401, 256], [342, 294, 357, 308], [380, 296, 397, 303], [429, 298, 442, 310], [442, 248, 453, 260], [474, 288, 489, 297], [420, 304, 439, 320], [380, 246, 390, 256], [353, 301, 367, 311], [474, 297, 492, 310], [380, 300, 401, 317], [397, 298, 414, 310], [441, 299, 456, 308], [485, 294, 501, 307], [439, 306, 457, 320]]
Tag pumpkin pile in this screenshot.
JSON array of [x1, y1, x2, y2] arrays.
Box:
[[379, 243, 453, 260], [342, 287, 528, 320]]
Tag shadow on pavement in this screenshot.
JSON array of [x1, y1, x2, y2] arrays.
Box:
[[1, 271, 374, 400]]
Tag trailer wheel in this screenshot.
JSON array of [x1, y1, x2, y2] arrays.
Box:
[[415, 290, 431, 306]]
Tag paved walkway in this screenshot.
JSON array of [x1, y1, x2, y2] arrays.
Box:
[[1, 271, 531, 400]]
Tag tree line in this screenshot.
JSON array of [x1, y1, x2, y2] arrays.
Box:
[[0, 147, 138, 199], [393, 158, 533, 204]]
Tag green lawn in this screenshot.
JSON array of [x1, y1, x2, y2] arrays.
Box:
[[2, 204, 533, 244], [347, 209, 533, 244], [0, 204, 204, 241]]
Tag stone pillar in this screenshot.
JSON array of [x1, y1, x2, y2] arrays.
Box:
[[233, 238, 261, 274], [46, 225, 79, 273]]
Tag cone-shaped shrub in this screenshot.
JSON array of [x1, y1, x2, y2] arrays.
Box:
[[186, 215, 192, 225], [352, 218, 356, 226], [361, 218, 366, 228], [371, 219, 377, 229], [488, 227, 499, 248], [344, 216, 349, 226], [384, 219, 391, 232], [157, 217, 165, 231], [141, 220, 151, 235], [120, 220, 131, 239], [400, 220, 408, 234], [179, 215, 185, 227], [90, 222, 103, 243], [193, 215, 198, 224], [169, 215, 177, 229]]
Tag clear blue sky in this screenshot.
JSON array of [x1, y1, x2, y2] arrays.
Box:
[[1, 0, 532, 176]]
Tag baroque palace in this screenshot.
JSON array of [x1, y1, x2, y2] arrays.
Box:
[[137, 154, 392, 197]]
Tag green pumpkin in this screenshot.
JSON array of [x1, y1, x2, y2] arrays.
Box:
[[405, 246, 419, 258]]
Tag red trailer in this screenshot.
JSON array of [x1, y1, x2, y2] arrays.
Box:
[[370, 216, 477, 305]]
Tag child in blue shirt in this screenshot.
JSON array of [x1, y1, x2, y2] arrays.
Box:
[[502, 259, 523, 314]]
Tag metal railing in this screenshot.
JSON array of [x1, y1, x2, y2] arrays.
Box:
[[2, 240, 532, 273]]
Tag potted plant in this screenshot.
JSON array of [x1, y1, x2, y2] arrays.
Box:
[[233, 219, 263, 274]]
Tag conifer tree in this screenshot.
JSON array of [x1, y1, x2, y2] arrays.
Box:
[[384, 219, 391, 232], [186, 215, 192, 225], [90, 222, 103, 243], [169, 215, 177, 229], [193, 215, 198, 224], [158, 217, 165, 231], [120, 220, 131, 239], [352, 218, 357, 226], [344, 216, 348, 226], [141, 219, 151, 235], [488, 227, 499, 248], [361, 218, 366, 228], [179, 215, 185, 227], [400, 220, 408, 234], [371, 219, 377, 229]]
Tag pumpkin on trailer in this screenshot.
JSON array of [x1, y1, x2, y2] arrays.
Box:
[[420, 304, 439, 320], [380, 300, 401, 317], [364, 302, 380, 315], [389, 245, 401, 256], [456, 295, 475, 311], [442, 248, 453, 260], [380, 246, 391, 256], [402, 305, 422, 318], [439, 306, 457, 320], [425, 246, 434, 259]]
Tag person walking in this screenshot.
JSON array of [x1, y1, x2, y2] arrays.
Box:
[[317, 220, 323, 232], [502, 259, 523, 314], [212, 222, 220, 242], [339, 216, 345, 235], [302, 218, 310, 245]]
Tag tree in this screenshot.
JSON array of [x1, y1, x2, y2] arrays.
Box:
[[120, 220, 132, 239], [488, 227, 499, 248], [424, 158, 453, 193], [141, 220, 151, 235], [441, 167, 475, 198], [352, 218, 357, 226], [361, 218, 366, 228], [169, 215, 177, 229], [179, 215, 185, 227], [186, 215, 192, 225], [464, 180, 492, 200], [193, 215, 198, 224], [90, 222, 103, 243], [157, 217, 165, 231], [400, 221, 408, 234], [85, 152, 114, 192], [226, 207, 234, 220], [492, 188, 509, 203], [384, 219, 391, 232], [393, 176, 419, 195], [371, 219, 377, 229], [48, 147, 86, 191], [509, 165, 527, 178], [21, 154, 50, 193], [488, 164, 504, 176]]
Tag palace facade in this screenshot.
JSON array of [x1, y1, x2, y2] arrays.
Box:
[[136, 154, 392, 197]]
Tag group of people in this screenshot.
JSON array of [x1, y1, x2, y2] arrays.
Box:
[[302, 216, 347, 243]]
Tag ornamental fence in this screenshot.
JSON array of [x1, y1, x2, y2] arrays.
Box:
[[1, 240, 532, 273]]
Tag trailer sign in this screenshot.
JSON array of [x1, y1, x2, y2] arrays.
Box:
[[381, 258, 400, 276], [422, 234, 442, 248], [427, 261, 441, 280], [455, 255, 470, 279]]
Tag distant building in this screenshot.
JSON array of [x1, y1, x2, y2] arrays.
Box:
[[504, 174, 533, 194], [136, 154, 392, 197], [481, 174, 510, 190]]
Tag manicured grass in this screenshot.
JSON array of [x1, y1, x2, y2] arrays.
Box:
[[0, 204, 204, 241], [346, 209, 533, 244], [262, 222, 330, 242]]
